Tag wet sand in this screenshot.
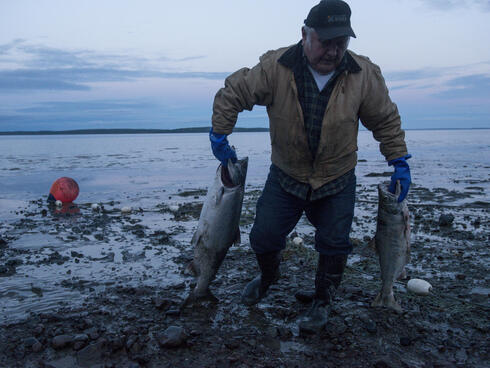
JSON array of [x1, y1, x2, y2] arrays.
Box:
[[0, 180, 488, 368]]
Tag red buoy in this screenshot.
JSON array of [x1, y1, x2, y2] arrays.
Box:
[[49, 177, 79, 203]]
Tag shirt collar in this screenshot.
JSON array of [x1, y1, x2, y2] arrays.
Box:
[[278, 41, 361, 74]]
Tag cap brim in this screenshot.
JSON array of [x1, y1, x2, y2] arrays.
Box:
[[315, 26, 356, 40]]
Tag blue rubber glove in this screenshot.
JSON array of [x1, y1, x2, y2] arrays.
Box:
[[388, 154, 412, 202], [209, 128, 237, 167]]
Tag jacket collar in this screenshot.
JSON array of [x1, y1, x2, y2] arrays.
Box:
[[278, 41, 361, 74]]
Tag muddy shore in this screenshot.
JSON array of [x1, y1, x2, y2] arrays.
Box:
[[0, 180, 488, 368]]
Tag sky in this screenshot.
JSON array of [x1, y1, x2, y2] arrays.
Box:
[[0, 0, 489, 131]]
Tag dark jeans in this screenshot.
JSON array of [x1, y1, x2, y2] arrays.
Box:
[[250, 167, 356, 256]]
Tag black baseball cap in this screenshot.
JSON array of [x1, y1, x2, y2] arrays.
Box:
[[305, 0, 356, 40]]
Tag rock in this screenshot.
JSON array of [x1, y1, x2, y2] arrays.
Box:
[[374, 359, 392, 368], [157, 326, 187, 348], [73, 340, 87, 351], [52, 334, 73, 349], [400, 336, 411, 346], [153, 296, 171, 310], [32, 341, 43, 352], [126, 334, 138, 349], [84, 327, 99, 340], [0, 264, 16, 276], [455, 348, 468, 364], [108, 335, 124, 352], [43, 356, 78, 368], [72, 333, 89, 350], [363, 320, 377, 334], [433, 361, 457, 368], [292, 236, 304, 246], [400, 357, 424, 368], [24, 337, 43, 352], [438, 213, 454, 227], [71, 251, 84, 258], [76, 340, 105, 367]]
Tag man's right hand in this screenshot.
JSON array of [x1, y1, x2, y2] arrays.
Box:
[[209, 128, 237, 167]]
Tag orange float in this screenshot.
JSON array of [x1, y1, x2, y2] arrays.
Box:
[[48, 177, 79, 203]]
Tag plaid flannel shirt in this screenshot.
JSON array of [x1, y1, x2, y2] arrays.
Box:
[[274, 46, 355, 201]]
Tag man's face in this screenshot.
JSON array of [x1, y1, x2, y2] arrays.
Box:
[[302, 27, 349, 75]]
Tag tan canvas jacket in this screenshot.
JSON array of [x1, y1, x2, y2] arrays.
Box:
[[212, 44, 408, 190]]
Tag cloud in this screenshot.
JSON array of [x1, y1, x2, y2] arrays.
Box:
[[433, 74, 490, 98], [0, 67, 229, 91], [0, 39, 25, 55], [384, 61, 490, 101], [417, 0, 490, 11], [0, 41, 228, 91]]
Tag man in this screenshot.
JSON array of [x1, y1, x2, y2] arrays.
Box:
[[209, 0, 411, 334]]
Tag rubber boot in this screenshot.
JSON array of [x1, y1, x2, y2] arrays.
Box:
[[241, 251, 281, 306], [299, 254, 347, 334]]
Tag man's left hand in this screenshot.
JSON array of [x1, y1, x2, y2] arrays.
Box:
[[388, 154, 412, 202]]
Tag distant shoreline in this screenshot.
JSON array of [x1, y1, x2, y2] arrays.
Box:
[[0, 126, 488, 136], [0, 127, 268, 136]]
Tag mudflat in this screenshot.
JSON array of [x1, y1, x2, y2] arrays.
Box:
[[0, 181, 488, 368]]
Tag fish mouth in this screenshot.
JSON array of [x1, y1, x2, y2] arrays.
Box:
[[221, 157, 248, 188]]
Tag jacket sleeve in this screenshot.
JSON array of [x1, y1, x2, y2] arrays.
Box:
[[358, 63, 408, 161], [212, 54, 274, 135]]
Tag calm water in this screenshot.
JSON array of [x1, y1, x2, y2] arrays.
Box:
[[1, 130, 488, 205], [0, 129, 488, 323]]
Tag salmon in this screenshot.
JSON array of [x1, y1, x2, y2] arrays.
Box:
[[371, 182, 411, 312], [184, 157, 248, 305]]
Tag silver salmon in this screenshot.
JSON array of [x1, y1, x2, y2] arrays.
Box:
[[371, 182, 411, 312], [184, 157, 248, 304]]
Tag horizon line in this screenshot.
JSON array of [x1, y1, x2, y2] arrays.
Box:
[[0, 126, 489, 136]]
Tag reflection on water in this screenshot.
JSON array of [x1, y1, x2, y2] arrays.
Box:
[[0, 130, 488, 323]]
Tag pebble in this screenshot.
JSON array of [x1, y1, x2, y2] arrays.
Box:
[[23, 336, 39, 348], [438, 213, 454, 227], [43, 356, 77, 368], [74, 333, 89, 343], [169, 205, 179, 212], [77, 340, 106, 367], [364, 320, 377, 334], [84, 327, 100, 340], [157, 326, 188, 348], [91, 203, 100, 210], [400, 336, 411, 346], [121, 206, 132, 214], [52, 334, 73, 349], [292, 236, 304, 246]]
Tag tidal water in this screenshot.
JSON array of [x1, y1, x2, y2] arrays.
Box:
[[1, 130, 488, 210], [0, 129, 488, 323]]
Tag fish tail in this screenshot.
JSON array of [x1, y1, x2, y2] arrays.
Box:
[[368, 237, 377, 252], [181, 288, 219, 310], [184, 260, 198, 276], [371, 288, 403, 312]]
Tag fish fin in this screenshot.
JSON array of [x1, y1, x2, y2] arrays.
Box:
[[215, 186, 225, 206], [233, 228, 241, 245], [397, 268, 407, 280], [181, 288, 219, 310], [368, 237, 377, 253], [371, 290, 403, 313], [190, 230, 201, 246], [184, 260, 199, 277]]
